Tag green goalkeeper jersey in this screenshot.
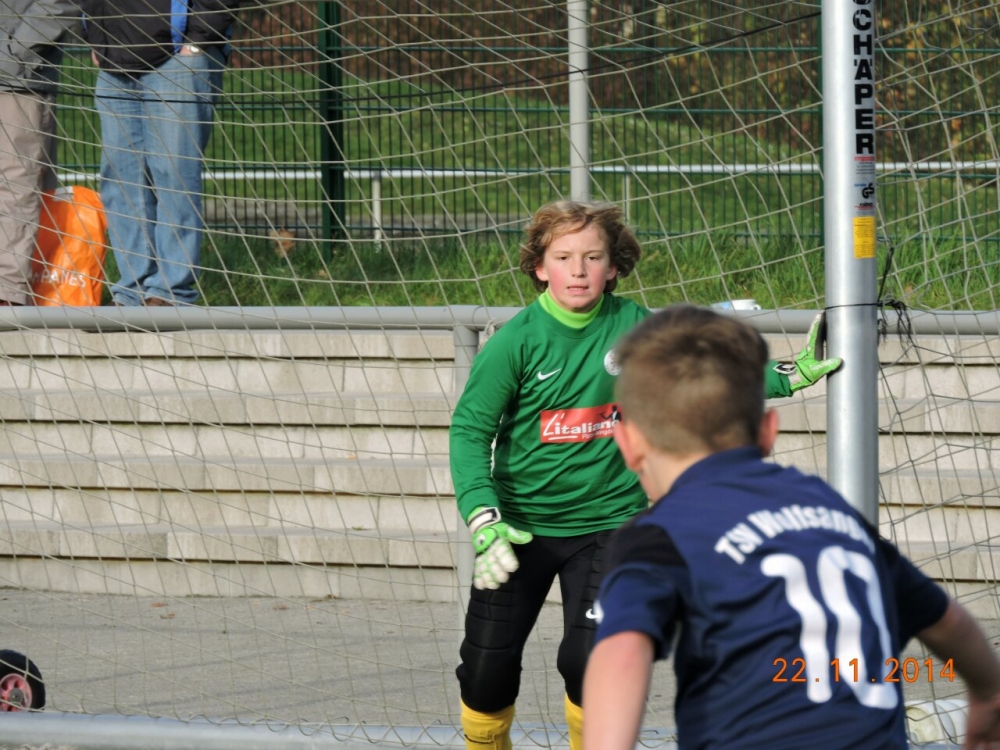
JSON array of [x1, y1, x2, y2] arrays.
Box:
[[449, 295, 792, 536]]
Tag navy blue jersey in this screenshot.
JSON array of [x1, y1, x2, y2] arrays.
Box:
[[593, 446, 949, 750]]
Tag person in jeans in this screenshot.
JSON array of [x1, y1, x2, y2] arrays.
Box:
[[82, 0, 242, 306], [0, 0, 79, 305]]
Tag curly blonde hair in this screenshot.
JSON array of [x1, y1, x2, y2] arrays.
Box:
[[518, 200, 642, 293]]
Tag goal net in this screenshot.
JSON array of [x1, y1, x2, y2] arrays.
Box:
[[0, 1, 998, 746]]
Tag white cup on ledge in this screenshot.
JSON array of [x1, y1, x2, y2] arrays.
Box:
[[711, 299, 762, 311]]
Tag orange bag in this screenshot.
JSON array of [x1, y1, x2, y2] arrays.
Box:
[[31, 186, 108, 306]]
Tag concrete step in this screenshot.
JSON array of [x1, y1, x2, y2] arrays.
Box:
[[2, 332, 998, 402], [10, 498, 1000, 555], [876, 335, 1000, 365], [879, 364, 1000, 401], [0, 556, 460, 600], [2, 441, 998, 495], [0, 455, 453, 495], [0, 325, 996, 607], [773, 397, 1000, 435], [2, 438, 999, 507], [0, 391, 970, 433], [765, 366, 1000, 403], [4, 390, 999, 437], [897, 541, 1000, 586], [881, 506, 1000, 549], [13, 477, 1000, 544], [1, 465, 994, 545], [4, 523, 998, 613], [0, 423, 450, 462], [0, 356, 457, 396], [881, 468, 1000, 507], [3, 553, 995, 614], [0, 327, 457, 400], [6, 551, 994, 613], [1, 467, 996, 547], [894, 542, 1000, 620], [0, 487, 458, 533], [774, 433, 1000, 474], [2, 457, 995, 533], [0, 390, 455, 426], [9, 514, 989, 571], [767, 333, 1000, 365], [0, 521, 458, 568]]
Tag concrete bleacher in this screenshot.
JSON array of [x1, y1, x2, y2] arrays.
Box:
[[0, 326, 998, 615]]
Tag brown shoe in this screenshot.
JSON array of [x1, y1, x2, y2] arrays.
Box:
[[144, 297, 174, 307]]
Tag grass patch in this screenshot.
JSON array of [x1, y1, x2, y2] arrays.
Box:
[[163, 231, 997, 311], [191, 234, 535, 307]]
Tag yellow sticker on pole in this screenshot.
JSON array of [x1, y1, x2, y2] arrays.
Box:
[[853, 216, 876, 258]]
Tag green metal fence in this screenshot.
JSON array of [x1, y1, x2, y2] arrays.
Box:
[[52, 3, 1000, 250]]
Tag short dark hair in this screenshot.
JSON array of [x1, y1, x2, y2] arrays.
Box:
[[519, 200, 642, 292], [615, 305, 770, 454]]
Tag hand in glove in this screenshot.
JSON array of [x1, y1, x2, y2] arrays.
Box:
[[467, 507, 533, 590], [788, 313, 843, 393]]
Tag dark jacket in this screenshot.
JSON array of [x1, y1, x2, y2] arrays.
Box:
[[0, 0, 79, 93], [82, 0, 241, 72]]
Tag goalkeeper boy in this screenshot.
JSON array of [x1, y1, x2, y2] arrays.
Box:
[[449, 200, 841, 750], [583, 305, 1000, 750]]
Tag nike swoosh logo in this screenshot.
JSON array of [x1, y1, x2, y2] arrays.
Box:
[[585, 608, 598, 620], [537, 369, 562, 381]]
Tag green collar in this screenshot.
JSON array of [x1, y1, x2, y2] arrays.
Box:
[[538, 289, 605, 329]]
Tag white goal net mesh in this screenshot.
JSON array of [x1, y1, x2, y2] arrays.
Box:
[[0, 0, 998, 746]]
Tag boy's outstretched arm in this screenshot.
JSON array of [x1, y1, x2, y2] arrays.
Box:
[[916, 599, 1000, 749], [766, 313, 843, 398], [582, 631, 654, 750]]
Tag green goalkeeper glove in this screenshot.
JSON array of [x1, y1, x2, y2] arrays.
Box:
[[788, 313, 843, 393], [467, 507, 533, 590]]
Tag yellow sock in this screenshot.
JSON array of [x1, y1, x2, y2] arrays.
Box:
[[460, 700, 515, 750], [564, 694, 584, 750]]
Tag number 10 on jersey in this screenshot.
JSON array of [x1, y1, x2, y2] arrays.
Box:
[[762, 545, 898, 708]]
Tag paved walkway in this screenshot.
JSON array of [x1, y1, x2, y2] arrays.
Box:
[[1, 589, 981, 748]]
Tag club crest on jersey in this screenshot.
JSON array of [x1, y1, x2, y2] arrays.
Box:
[[541, 404, 620, 443], [604, 349, 620, 376]]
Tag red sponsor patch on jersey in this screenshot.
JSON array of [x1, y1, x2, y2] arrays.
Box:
[[540, 404, 620, 443]]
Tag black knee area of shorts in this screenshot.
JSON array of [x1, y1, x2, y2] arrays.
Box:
[[556, 531, 608, 706], [457, 639, 522, 712], [556, 629, 591, 706], [458, 586, 528, 712]]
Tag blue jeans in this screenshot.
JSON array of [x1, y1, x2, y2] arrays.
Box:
[[96, 49, 224, 306]]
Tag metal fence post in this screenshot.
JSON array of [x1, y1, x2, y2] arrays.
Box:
[[319, 0, 345, 247], [372, 171, 383, 245]]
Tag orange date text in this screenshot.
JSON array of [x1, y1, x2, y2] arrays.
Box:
[[772, 657, 955, 683]]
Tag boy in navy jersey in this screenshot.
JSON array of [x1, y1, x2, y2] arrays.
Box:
[[582, 305, 1000, 750], [451, 201, 842, 750]]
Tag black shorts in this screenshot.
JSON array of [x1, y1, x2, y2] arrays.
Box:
[[456, 530, 610, 712]]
